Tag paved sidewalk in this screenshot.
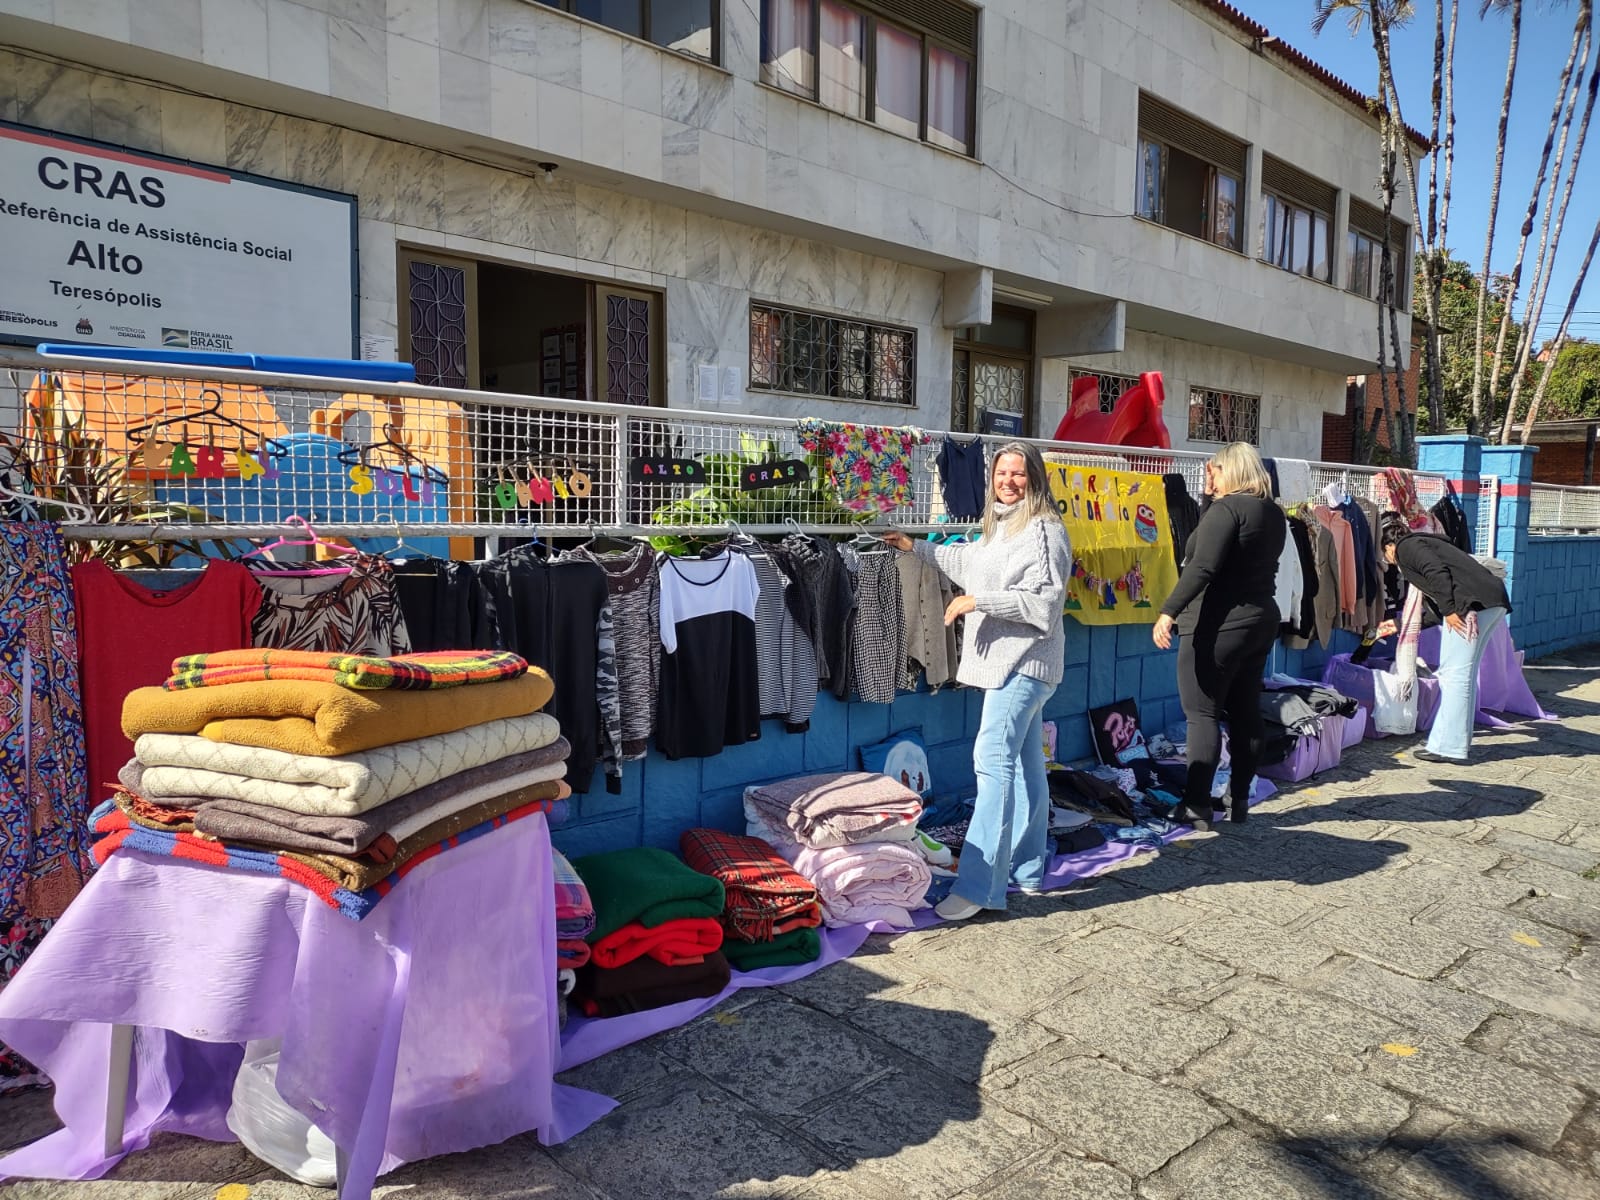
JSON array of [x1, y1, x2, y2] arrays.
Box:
[[6, 650, 1600, 1199]]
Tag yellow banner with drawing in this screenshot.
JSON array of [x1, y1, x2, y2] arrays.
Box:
[[1045, 463, 1178, 625]]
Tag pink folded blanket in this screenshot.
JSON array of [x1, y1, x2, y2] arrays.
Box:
[[773, 837, 931, 929], [744, 772, 922, 848]]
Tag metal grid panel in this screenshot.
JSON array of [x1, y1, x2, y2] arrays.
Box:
[[0, 352, 1449, 542], [1187, 387, 1261, 446], [1069, 368, 1140, 414], [1528, 482, 1600, 534]]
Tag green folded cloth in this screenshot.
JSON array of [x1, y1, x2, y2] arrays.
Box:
[[572, 846, 725, 942], [723, 927, 822, 971]]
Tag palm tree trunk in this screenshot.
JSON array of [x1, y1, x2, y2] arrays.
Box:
[[1427, 0, 1460, 433], [1486, 2, 1588, 440], [1501, 9, 1596, 441], [1471, 0, 1521, 434], [1520, 206, 1600, 438]]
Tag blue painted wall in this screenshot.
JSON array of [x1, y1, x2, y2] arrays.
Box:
[[548, 614, 1356, 859], [1514, 535, 1600, 660]]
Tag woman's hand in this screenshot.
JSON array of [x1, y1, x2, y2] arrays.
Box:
[[1152, 614, 1175, 650], [1444, 612, 1470, 638], [882, 531, 914, 552], [943, 594, 976, 626], [1202, 462, 1216, 497], [1375, 619, 1398, 639]]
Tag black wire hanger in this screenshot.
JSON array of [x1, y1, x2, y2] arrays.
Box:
[[125, 388, 287, 458]]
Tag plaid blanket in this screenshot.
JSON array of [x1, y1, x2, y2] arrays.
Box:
[[552, 848, 595, 940], [680, 828, 822, 943], [164, 648, 527, 692], [90, 797, 547, 920]]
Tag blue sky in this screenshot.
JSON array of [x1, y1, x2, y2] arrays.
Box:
[[1232, 1, 1598, 345]]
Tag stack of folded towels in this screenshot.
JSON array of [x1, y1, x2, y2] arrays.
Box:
[[743, 772, 932, 929], [569, 847, 729, 1017], [680, 829, 823, 970], [100, 649, 568, 918], [552, 848, 595, 969]]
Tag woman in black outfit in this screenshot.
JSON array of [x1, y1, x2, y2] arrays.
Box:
[[1152, 443, 1285, 830]]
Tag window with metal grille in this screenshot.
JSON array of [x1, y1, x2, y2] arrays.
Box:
[[1187, 386, 1260, 445], [1136, 93, 1246, 251], [749, 302, 916, 405], [1070, 368, 1139, 414], [760, 0, 977, 156], [535, 0, 719, 62]]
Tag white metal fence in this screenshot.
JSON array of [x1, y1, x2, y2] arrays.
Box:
[[1528, 483, 1600, 535], [0, 350, 1449, 543]]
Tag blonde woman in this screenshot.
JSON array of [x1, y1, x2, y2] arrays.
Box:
[[884, 443, 1071, 920], [1151, 442, 1285, 830]]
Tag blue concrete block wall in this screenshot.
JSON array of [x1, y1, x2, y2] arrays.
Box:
[[1516, 535, 1600, 660], [548, 613, 1359, 859]]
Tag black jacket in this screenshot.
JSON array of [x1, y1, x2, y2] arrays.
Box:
[[1161, 492, 1287, 634], [1393, 535, 1511, 619]]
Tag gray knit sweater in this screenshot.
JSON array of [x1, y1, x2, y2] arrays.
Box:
[[911, 508, 1072, 689]]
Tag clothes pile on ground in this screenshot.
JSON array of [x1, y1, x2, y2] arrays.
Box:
[[102, 649, 568, 918], [553, 848, 595, 969], [568, 847, 730, 1016], [742, 772, 934, 928], [680, 829, 824, 970]]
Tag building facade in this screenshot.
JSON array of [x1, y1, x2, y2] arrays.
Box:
[[0, 0, 1411, 459]]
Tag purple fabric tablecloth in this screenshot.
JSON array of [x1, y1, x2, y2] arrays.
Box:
[[1418, 622, 1555, 723], [1323, 655, 1442, 737], [0, 813, 614, 1200]]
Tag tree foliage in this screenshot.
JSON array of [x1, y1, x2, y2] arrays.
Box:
[[1414, 254, 1524, 429], [1538, 339, 1600, 418]]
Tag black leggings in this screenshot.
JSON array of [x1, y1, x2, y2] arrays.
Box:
[[1176, 618, 1278, 814]]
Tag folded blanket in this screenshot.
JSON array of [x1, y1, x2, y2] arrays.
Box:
[[165, 648, 528, 691], [776, 838, 932, 929], [744, 772, 922, 848], [572, 847, 725, 943], [743, 793, 920, 851], [552, 849, 595, 940], [723, 927, 822, 971], [680, 828, 821, 943], [590, 916, 724, 970], [121, 671, 554, 757], [575, 951, 731, 1017], [113, 785, 404, 865], [133, 721, 566, 818], [90, 796, 551, 920], [557, 939, 592, 969], [278, 779, 568, 892]]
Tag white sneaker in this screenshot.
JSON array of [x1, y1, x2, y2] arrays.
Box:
[[913, 829, 954, 867], [935, 894, 983, 921]]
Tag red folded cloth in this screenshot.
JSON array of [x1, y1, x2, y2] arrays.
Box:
[[589, 916, 724, 970], [557, 939, 593, 968]]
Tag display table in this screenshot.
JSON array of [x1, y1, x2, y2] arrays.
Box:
[[1418, 621, 1554, 723], [0, 813, 614, 1200]]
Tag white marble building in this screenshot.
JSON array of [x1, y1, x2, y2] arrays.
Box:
[[0, 0, 1414, 458]]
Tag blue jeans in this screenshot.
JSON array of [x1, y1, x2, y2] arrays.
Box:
[[1426, 606, 1506, 761], [955, 672, 1057, 909]]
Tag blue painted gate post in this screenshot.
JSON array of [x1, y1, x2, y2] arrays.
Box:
[[1479, 443, 1539, 630], [1415, 434, 1484, 550]]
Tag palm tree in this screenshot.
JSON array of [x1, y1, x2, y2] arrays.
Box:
[[1470, 0, 1522, 435], [1519, 206, 1600, 437], [1484, 0, 1590, 439], [1498, 3, 1596, 442]]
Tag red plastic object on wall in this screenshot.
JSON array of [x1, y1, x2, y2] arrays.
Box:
[[1052, 371, 1171, 450]]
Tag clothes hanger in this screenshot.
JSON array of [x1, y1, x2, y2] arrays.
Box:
[[0, 478, 92, 524], [847, 523, 891, 554], [336, 423, 448, 485], [240, 515, 357, 566], [125, 388, 287, 459], [574, 519, 637, 556]]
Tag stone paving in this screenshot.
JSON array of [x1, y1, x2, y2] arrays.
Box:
[[6, 650, 1600, 1199]]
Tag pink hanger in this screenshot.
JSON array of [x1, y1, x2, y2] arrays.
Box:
[[241, 515, 356, 576]]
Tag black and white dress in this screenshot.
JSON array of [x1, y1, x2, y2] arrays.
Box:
[[656, 552, 761, 760]]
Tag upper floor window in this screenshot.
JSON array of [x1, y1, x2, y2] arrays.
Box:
[[1188, 386, 1260, 445], [761, 0, 978, 156], [1136, 94, 1246, 251], [1261, 156, 1334, 283], [1347, 200, 1409, 307], [750, 301, 916, 405], [536, 0, 718, 62]]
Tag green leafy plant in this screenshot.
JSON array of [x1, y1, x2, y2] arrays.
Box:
[[647, 433, 848, 554]]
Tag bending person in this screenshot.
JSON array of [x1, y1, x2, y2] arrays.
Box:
[[884, 442, 1070, 920], [1379, 518, 1510, 764], [1152, 443, 1284, 830]]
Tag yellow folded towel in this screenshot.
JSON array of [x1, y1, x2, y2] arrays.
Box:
[[121, 670, 554, 757]]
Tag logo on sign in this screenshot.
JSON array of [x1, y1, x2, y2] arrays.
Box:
[[75, 317, 94, 335], [161, 327, 189, 347]]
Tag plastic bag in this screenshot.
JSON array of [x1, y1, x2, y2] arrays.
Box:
[[226, 1039, 339, 1188], [1372, 671, 1419, 736]]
